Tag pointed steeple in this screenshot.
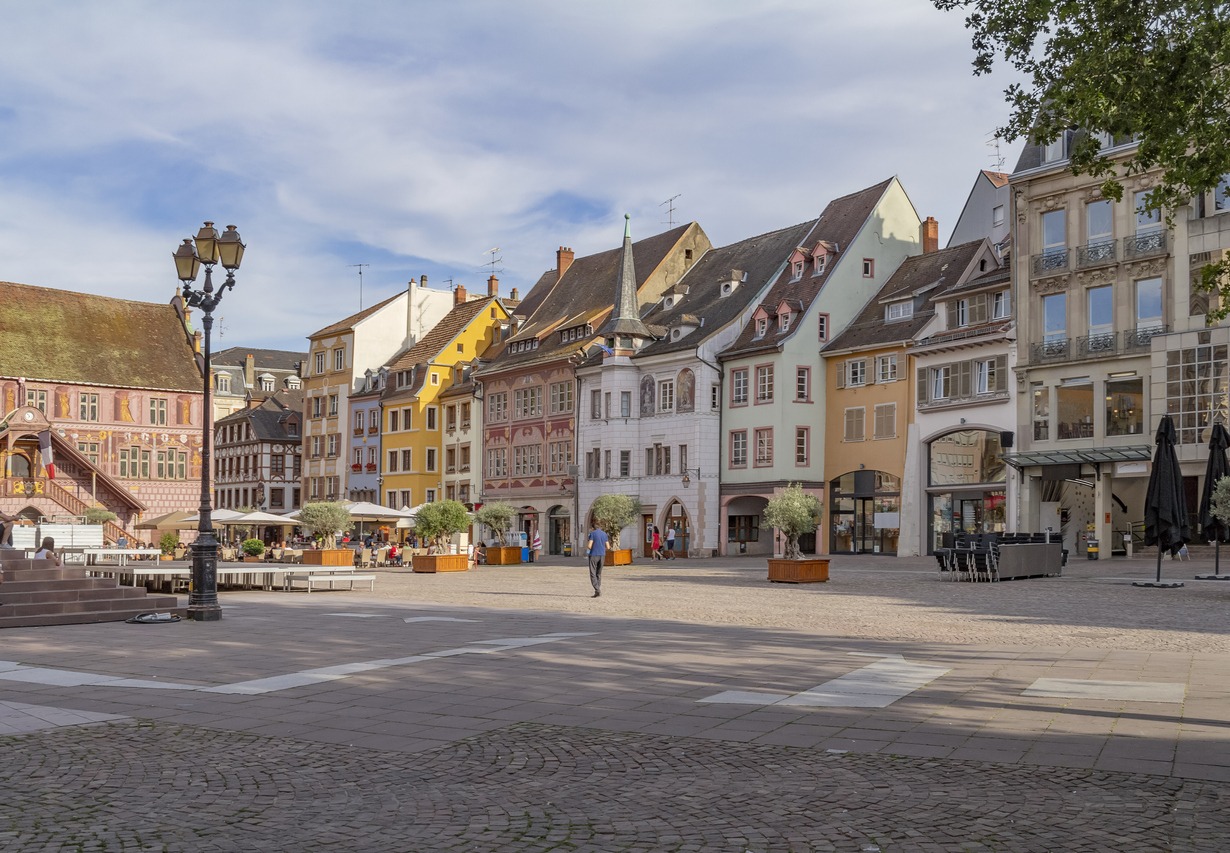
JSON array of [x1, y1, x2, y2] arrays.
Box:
[[599, 214, 653, 343]]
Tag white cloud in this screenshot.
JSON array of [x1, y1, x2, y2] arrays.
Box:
[[0, 0, 1022, 351]]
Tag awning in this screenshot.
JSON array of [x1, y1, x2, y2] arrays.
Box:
[[1002, 446, 1153, 469]]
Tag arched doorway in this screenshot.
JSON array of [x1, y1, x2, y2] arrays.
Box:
[[547, 504, 569, 555], [926, 429, 1007, 552], [663, 499, 690, 557], [725, 495, 768, 556]]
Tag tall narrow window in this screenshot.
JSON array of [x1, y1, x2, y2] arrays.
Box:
[[1042, 209, 1067, 255], [1042, 292, 1067, 343], [1088, 285, 1113, 340], [1135, 190, 1162, 232], [1136, 277, 1163, 331]]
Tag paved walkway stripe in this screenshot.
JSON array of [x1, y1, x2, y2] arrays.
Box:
[[699, 654, 952, 709], [1023, 678, 1186, 703]]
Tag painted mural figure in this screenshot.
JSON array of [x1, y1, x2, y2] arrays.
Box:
[[640, 376, 655, 416], [677, 368, 695, 413]]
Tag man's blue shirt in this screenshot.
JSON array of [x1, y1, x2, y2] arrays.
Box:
[[587, 529, 609, 557]]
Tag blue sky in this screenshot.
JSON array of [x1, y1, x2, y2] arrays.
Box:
[[0, 1, 1021, 352]]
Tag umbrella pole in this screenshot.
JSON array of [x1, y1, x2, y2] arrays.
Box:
[[1156, 546, 1164, 584], [1217, 539, 1222, 577]]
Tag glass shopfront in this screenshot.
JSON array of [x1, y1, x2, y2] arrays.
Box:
[[830, 470, 900, 555], [926, 429, 1007, 552]]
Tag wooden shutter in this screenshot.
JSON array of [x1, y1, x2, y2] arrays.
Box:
[[947, 302, 959, 329], [835, 362, 846, 389], [916, 367, 928, 404], [970, 294, 988, 325], [994, 354, 1008, 392], [957, 361, 972, 398]]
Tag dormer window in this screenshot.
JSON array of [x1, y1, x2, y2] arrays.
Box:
[[671, 328, 682, 341], [778, 313, 792, 332], [721, 283, 733, 296], [791, 260, 805, 280], [885, 301, 914, 321], [664, 295, 675, 309], [286, 377, 301, 389], [813, 254, 827, 276], [217, 373, 231, 394], [755, 317, 769, 338]]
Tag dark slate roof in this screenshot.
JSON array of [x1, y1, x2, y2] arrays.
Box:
[[216, 390, 303, 441], [509, 269, 556, 320], [212, 347, 305, 371], [823, 241, 986, 354], [633, 220, 818, 358], [933, 261, 1009, 299], [721, 178, 894, 359], [478, 223, 698, 375], [0, 281, 201, 391], [309, 290, 403, 338], [1012, 141, 1045, 173]]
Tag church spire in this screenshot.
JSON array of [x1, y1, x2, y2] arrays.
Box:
[[599, 214, 653, 345]]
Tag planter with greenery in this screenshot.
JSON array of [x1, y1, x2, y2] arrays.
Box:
[[159, 532, 180, 561], [298, 502, 354, 566], [591, 494, 641, 566], [242, 538, 266, 562], [764, 483, 827, 583], [474, 500, 520, 564], [84, 507, 118, 526], [412, 500, 471, 573]]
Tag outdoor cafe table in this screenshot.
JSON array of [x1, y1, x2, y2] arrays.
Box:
[[82, 548, 163, 567]]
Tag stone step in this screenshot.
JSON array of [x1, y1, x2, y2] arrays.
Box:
[[0, 594, 179, 617], [0, 603, 183, 630], [0, 585, 165, 606], [0, 554, 185, 629]]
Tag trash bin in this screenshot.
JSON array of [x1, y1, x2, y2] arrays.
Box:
[[1087, 539, 1099, 560], [563, 542, 572, 557], [521, 546, 530, 562]]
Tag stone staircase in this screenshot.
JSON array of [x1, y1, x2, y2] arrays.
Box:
[[0, 549, 181, 629]]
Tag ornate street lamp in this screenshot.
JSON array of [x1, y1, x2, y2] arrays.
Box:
[[174, 221, 245, 622]]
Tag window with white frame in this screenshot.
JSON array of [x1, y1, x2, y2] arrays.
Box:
[[514, 386, 542, 418], [314, 352, 325, 375], [548, 440, 572, 474], [876, 354, 897, 383], [795, 427, 809, 464], [217, 373, 231, 394], [843, 407, 866, 442], [755, 365, 774, 402], [488, 447, 507, 477], [488, 392, 507, 421], [79, 393, 99, 422], [354, 410, 364, 432], [791, 260, 804, 280], [388, 409, 399, 431], [975, 359, 997, 394], [731, 368, 749, 405], [795, 367, 810, 401], [930, 365, 951, 400], [327, 434, 338, 457], [846, 359, 867, 387], [778, 312, 792, 332], [659, 379, 675, 413], [591, 389, 602, 420], [992, 290, 1010, 319], [1136, 276, 1164, 331], [862, 258, 874, 278], [513, 444, 541, 476], [817, 313, 829, 342], [755, 317, 768, 338], [1134, 190, 1162, 232], [754, 428, 773, 465], [619, 450, 630, 477], [730, 430, 748, 467], [813, 254, 827, 276], [401, 407, 412, 429], [333, 348, 344, 370], [328, 395, 338, 416], [992, 205, 1005, 226], [549, 381, 573, 414], [955, 299, 969, 327], [150, 398, 168, 426], [620, 390, 632, 417], [386, 449, 399, 472], [885, 301, 913, 321], [873, 403, 896, 439], [401, 448, 412, 470]]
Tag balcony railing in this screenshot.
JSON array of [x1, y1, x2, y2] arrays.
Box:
[[1075, 331, 1117, 358], [1124, 229, 1167, 260], [1031, 249, 1070, 277], [1123, 324, 1168, 351], [1076, 239, 1116, 268], [1030, 338, 1071, 363]]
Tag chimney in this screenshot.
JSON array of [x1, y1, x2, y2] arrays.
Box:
[[557, 246, 574, 281], [921, 217, 939, 253], [245, 353, 255, 390], [421, 274, 428, 288], [510, 287, 519, 301], [406, 278, 418, 343], [454, 283, 467, 306], [488, 274, 499, 297]]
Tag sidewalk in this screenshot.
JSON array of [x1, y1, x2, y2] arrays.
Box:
[[1, 550, 1228, 850]]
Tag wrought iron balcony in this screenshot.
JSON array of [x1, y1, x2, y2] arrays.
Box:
[[1123, 324, 1168, 351], [1076, 239, 1117, 268], [1031, 249, 1070, 277], [1030, 338, 1071, 363], [1075, 332, 1117, 358], [1124, 229, 1167, 260]]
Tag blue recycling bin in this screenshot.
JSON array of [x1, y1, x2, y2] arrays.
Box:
[[521, 546, 530, 562]]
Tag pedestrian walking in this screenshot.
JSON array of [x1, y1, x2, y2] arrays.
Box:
[[531, 530, 541, 562], [665, 524, 676, 559], [651, 525, 663, 560], [586, 521, 609, 597]]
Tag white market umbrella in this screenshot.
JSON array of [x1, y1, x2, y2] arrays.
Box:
[[343, 501, 417, 522], [182, 508, 246, 525], [231, 511, 300, 527]]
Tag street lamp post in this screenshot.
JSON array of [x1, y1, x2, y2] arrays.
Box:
[[174, 221, 246, 622]]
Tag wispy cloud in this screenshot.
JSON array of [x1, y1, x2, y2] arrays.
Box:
[[0, 0, 1020, 351]]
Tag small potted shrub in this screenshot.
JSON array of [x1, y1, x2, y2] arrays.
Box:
[[590, 494, 641, 566], [764, 483, 827, 583], [298, 502, 354, 566], [411, 500, 471, 573], [159, 532, 180, 561], [474, 501, 520, 565], [241, 538, 266, 562]]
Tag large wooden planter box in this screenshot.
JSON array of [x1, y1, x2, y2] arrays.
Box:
[[767, 558, 829, 583], [301, 549, 353, 567], [486, 546, 522, 565], [243, 555, 266, 563], [609, 548, 633, 566], [412, 554, 469, 573]]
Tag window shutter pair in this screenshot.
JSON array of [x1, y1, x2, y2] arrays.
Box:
[[916, 368, 928, 404], [994, 355, 1008, 392], [835, 363, 846, 389]]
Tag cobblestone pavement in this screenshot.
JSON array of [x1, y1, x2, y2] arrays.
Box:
[[1, 553, 1229, 851]]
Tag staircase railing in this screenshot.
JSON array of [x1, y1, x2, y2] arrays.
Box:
[[42, 479, 129, 544]]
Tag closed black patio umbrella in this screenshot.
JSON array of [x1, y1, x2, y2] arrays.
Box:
[[1138, 414, 1188, 588], [1197, 422, 1230, 579]]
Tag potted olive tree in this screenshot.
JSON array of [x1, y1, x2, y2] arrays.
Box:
[[411, 500, 471, 573], [474, 501, 520, 565], [591, 494, 641, 566], [298, 502, 354, 566], [764, 483, 828, 583], [158, 532, 179, 561], [241, 538, 267, 562]]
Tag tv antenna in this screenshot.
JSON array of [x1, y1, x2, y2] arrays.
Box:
[[348, 263, 370, 309], [660, 194, 682, 227], [986, 133, 1006, 172], [484, 247, 503, 278]]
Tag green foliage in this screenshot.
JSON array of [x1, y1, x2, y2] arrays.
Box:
[[84, 506, 118, 525], [590, 494, 642, 547], [241, 538, 266, 557], [763, 484, 822, 560], [158, 532, 180, 556], [474, 501, 516, 543], [1210, 476, 1230, 528], [935, 1, 1230, 313], [298, 502, 353, 542], [413, 500, 471, 548]]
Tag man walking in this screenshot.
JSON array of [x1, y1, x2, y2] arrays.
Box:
[[586, 521, 609, 597], [665, 524, 676, 559]]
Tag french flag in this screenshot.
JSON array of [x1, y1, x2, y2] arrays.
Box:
[[39, 430, 55, 480]]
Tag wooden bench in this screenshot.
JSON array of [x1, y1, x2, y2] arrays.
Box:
[[283, 570, 376, 592]]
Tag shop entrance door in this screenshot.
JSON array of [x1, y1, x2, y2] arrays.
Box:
[[954, 498, 984, 536]]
